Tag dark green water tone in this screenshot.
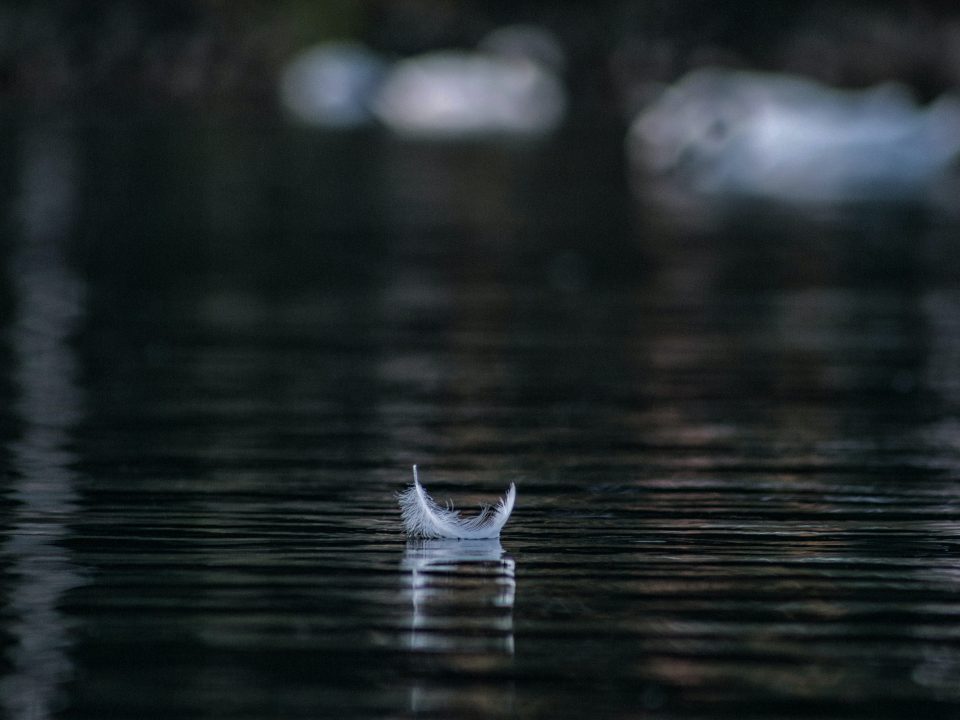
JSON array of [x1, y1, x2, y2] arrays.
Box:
[[1, 118, 960, 719]]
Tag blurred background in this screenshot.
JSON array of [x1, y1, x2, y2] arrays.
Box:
[[5, 0, 960, 111], [2, 0, 959, 293], [3, 2, 960, 719]]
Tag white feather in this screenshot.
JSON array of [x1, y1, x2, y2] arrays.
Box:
[[398, 465, 516, 539]]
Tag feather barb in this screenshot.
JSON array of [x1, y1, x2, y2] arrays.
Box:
[[398, 465, 516, 539]]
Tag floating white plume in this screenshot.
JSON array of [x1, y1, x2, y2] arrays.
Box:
[[398, 466, 516, 539]]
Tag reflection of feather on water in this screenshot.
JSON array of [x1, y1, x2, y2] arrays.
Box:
[[398, 466, 516, 539], [401, 539, 515, 655], [401, 539, 517, 714]]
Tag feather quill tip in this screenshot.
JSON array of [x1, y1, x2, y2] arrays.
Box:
[[398, 465, 516, 539]]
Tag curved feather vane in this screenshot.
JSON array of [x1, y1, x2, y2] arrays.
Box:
[[398, 465, 516, 539]]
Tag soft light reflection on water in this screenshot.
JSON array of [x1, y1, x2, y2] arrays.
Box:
[[1, 118, 959, 719], [402, 539, 515, 653], [3, 123, 86, 720], [402, 539, 515, 714]]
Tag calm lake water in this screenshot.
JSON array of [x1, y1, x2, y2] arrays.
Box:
[[2, 117, 960, 719]]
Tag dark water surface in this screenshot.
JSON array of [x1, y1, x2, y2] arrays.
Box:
[[2, 118, 960, 719]]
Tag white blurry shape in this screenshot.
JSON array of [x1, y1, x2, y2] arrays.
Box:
[[628, 67, 960, 203], [478, 23, 566, 72], [279, 42, 386, 127], [374, 25, 566, 139]]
